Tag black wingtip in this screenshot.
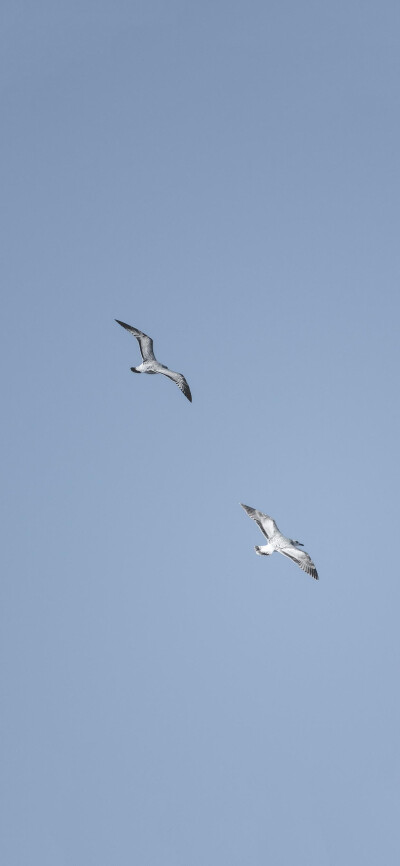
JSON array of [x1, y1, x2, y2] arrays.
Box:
[[181, 381, 192, 402], [115, 319, 129, 329]]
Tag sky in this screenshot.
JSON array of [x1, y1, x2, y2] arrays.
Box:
[[1, 1, 400, 863]]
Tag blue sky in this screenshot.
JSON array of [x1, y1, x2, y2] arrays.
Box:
[[1, 1, 400, 863]]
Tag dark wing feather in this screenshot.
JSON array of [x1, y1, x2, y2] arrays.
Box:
[[279, 546, 319, 580], [240, 504, 279, 540], [159, 367, 192, 402], [115, 319, 155, 361]]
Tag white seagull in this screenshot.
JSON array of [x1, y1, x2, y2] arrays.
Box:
[[115, 320, 192, 402], [240, 503, 319, 580]]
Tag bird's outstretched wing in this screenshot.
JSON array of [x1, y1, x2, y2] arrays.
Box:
[[159, 367, 192, 402], [115, 320, 155, 361], [279, 546, 319, 580], [240, 504, 279, 540]]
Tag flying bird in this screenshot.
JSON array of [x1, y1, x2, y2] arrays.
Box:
[[240, 503, 318, 580], [115, 320, 192, 402]]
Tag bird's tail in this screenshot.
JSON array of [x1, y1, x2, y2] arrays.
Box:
[[255, 545, 270, 556]]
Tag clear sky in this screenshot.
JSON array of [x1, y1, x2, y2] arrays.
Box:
[[1, 1, 400, 863]]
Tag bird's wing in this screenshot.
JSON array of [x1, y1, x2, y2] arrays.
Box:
[[279, 545, 319, 580], [115, 319, 155, 361], [159, 367, 192, 402], [240, 504, 279, 540]]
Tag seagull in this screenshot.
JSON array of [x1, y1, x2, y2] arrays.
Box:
[[115, 320, 192, 402], [240, 503, 319, 580]]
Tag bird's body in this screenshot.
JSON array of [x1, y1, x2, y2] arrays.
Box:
[[240, 503, 318, 580], [115, 320, 192, 402]]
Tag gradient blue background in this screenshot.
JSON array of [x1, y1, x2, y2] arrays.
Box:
[[2, 2, 400, 863]]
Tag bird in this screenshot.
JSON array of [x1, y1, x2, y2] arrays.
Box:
[[115, 320, 192, 402], [240, 503, 318, 580]]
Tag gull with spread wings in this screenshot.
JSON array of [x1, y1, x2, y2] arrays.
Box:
[[115, 320, 192, 402], [240, 503, 318, 580]]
